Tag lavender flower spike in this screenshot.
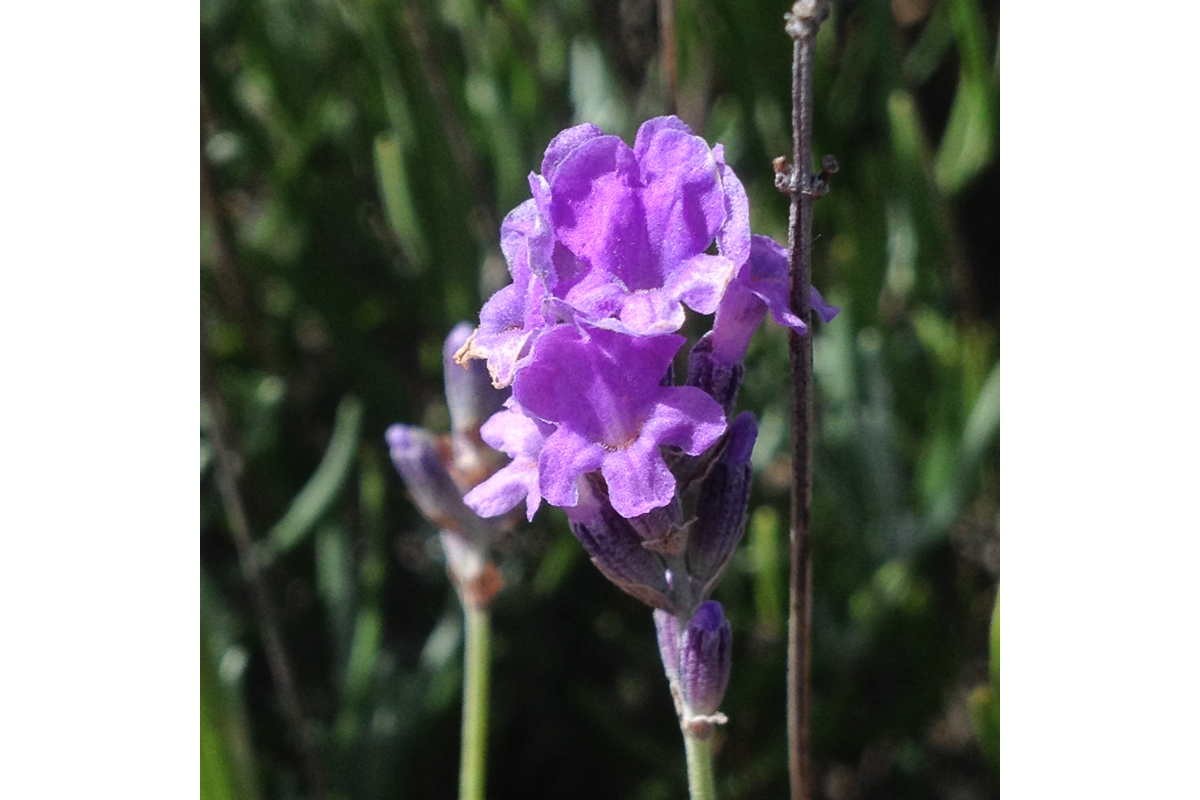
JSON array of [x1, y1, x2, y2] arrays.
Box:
[[384, 424, 491, 545], [513, 324, 726, 519], [679, 602, 733, 735]]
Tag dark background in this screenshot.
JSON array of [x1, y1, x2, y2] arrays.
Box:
[[200, 0, 999, 797]]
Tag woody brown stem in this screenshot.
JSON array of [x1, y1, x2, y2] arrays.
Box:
[[783, 2, 829, 799]]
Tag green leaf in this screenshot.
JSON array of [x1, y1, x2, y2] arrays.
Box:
[[265, 395, 364, 560]]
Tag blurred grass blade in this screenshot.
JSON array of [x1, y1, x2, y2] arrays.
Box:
[[201, 632, 261, 800], [532, 532, 582, 596], [926, 364, 1000, 533], [990, 589, 1000, 690], [749, 506, 784, 637], [934, 0, 996, 193], [317, 522, 355, 656], [265, 395, 364, 559], [902, 0, 954, 86], [933, 75, 994, 194], [970, 590, 1001, 768], [374, 133, 429, 269]]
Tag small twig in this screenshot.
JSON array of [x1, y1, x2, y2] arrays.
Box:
[[782, 2, 829, 800], [658, 0, 678, 114], [202, 335, 327, 800]]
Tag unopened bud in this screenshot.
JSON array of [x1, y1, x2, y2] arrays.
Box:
[[443, 322, 506, 437], [679, 601, 732, 722], [687, 332, 744, 414], [687, 412, 757, 598], [571, 500, 674, 612]]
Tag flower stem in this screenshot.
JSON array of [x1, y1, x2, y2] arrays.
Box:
[[459, 602, 491, 800], [684, 732, 718, 800], [783, 2, 829, 800]]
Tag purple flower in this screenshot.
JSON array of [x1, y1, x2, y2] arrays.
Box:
[[456, 200, 555, 387], [513, 323, 726, 518], [462, 400, 551, 522], [710, 234, 840, 364], [539, 116, 742, 335]]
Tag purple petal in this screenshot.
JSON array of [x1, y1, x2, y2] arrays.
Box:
[[636, 123, 724, 271], [713, 145, 751, 269], [500, 198, 554, 286], [615, 288, 687, 335], [548, 134, 651, 286], [558, 263, 627, 319], [537, 426, 605, 508], [642, 386, 727, 456], [709, 282, 768, 364], [469, 284, 538, 387], [540, 122, 606, 181], [478, 406, 547, 459], [513, 325, 684, 444], [810, 285, 840, 323], [463, 458, 541, 520], [600, 438, 677, 518], [667, 253, 737, 316], [710, 234, 810, 364], [633, 115, 694, 160]]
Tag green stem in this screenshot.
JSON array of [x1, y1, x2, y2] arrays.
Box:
[[683, 732, 717, 800], [459, 603, 491, 800]]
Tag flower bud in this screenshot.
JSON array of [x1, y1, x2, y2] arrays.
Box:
[[384, 424, 491, 545], [443, 322, 506, 437], [687, 412, 757, 598], [570, 498, 673, 612], [687, 332, 744, 414], [679, 601, 732, 719]]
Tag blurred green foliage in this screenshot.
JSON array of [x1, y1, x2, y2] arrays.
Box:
[[201, 0, 999, 798]]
